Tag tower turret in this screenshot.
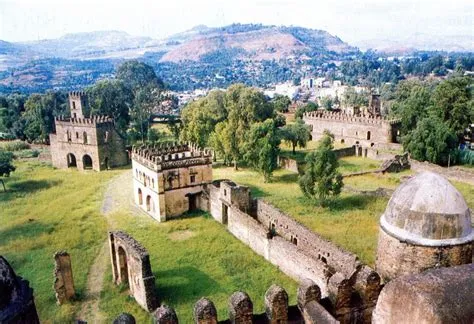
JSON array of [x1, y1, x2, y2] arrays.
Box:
[[69, 91, 88, 119]]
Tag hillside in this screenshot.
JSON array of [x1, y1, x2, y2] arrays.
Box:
[[0, 24, 357, 93]]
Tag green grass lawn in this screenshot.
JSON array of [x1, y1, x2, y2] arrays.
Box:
[[100, 210, 297, 322], [1, 160, 297, 323], [0, 160, 120, 323]]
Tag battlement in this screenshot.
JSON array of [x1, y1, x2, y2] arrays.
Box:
[[68, 91, 86, 98], [54, 115, 115, 126], [303, 111, 400, 125], [132, 142, 213, 171]]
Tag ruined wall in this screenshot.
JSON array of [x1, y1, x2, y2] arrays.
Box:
[[255, 200, 361, 278], [108, 231, 158, 312], [333, 146, 356, 159], [53, 251, 75, 304], [375, 229, 473, 282], [303, 112, 399, 146], [278, 156, 300, 173]]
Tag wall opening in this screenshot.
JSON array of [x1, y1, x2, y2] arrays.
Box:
[[83, 155, 93, 169], [138, 188, 143, 205], [222, 203, 228, 224], [341, 139, 345, 144], [83, 131, 88, 144], [188, 194, 197, 212], [146, 195, 152, 212], [67, 153, 77, 168], [367, 131, 371, 140], [117, 246, 129, 286]]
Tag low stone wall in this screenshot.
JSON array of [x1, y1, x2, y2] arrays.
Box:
[[410, 159, 474, 185], [278, 156, 300, 173], [333, 146, 356, 159]]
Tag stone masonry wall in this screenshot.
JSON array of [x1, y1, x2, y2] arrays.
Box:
[[375, 229, 473, 282]]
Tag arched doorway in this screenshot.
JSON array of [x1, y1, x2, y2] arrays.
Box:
[[83, 155, 93, 169], [138, 188, 143, 205], [67, 153, 77, 168], [117, 247, 128, 286], [146, 195, 152, 212]]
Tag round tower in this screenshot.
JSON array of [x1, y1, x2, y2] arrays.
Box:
[[375, 171, 473, 282]]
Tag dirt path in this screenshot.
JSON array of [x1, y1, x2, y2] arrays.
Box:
[[77, 170, 139, 322]]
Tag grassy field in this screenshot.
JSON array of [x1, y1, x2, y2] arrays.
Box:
[[0, 160, 297, 322], [0, 160, 119, 323]]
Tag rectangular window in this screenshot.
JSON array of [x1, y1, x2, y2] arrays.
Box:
[[190, 175, 196, 183]]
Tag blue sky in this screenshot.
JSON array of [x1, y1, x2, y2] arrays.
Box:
[[0, 0, 472, 44]]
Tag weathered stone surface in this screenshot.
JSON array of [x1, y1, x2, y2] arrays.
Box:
[[0, 256, 40, 323], [193, 297, 217, 324], [53, 251, 75, 304], [109, 231, 158, 312], [228, 291, 253, 324], [380, 153, 410, 173], [297, 279, 321, 309], [373, 263, 474, 324], [113, 312, 136, 324], [264, 284, 288, 323], [50, 92, 128, 171], [376, 172, 473, 281], [153, 305, 178, 324]]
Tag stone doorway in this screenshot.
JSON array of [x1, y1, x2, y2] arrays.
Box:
[[83, 154, 93, 169], [67, 153, 77, 168], [222, 203, 229, 224], [117, 246, 128, 286], [188, 194, 197, 212]]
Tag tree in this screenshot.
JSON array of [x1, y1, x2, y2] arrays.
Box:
[[129, 85, 161, 143], [281, 119, 311, 154], [86, 79, 133, 136], [298, 131, 343, 205], [403, 117, 458, 166], [272, 94, 291, 112], [116, 60, 164, 92], [243, 119, 280, 182], [22, 92, 68, 143], [0, 151, 15, 191], [320, 96, 334, 110], [430, 76, 473, 140], [342, 86, 369, 107], [295, 101, 318, 119]]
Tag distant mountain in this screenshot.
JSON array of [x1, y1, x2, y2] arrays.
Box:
[[356, 33, 474, 54]]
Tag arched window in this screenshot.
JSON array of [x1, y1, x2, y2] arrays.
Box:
[[83, 131, 88, 144], [146, 195, 152, 212], [72, 101, 76, 110], [138, 188, 143, 205], [367, 131, 371, 140], [152, 178, 155, 188], [67, 153, 77, 168], [104, 131, 109, 143], [82, 154, 93, 169], [76, 132, 79, 140]]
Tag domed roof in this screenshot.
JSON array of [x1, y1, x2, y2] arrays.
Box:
[[380, 172, 474, 246]]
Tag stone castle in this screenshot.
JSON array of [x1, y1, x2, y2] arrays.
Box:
[[49, 92, 128, 171], [131, 143, 213, 221], [303, 95, 401, 147]]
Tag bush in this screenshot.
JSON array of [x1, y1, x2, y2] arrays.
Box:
[[0, 141, 30, 152], [459, 149, 474, 166], [14, 149, 40, 159]]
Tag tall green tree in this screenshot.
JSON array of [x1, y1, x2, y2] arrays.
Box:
[[0, 151, 15, 191], [243, 119, 280, 182], [86, 79, 133, 136], [129, 85, 161, 143], [403, 117, 458, 166], [281, 119, 311, 154], [298, 131, 343, 205], [22, 92, 68, 143], [272, 94, 291, 112]]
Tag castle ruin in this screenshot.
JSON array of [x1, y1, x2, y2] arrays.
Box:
[[303, 110, 401, 147], [131, 143, 213, 222], [49, 91, 128, 171]]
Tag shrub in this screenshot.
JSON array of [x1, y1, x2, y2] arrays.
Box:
[[0, 141, 31, 152], [459, 149, 474, 166]]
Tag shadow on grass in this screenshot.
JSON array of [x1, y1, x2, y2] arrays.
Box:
[[0, 220, 56, 246], [274, 172, 298, 184], [328, 194, 373, 211], [0, 179, 62, 202], [155, 266, 221, 304], [175, 209, 207, 220]]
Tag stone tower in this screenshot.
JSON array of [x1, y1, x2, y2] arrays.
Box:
[[49, 91, 128, 171], [375, 172, 474, 282], [69, 91, 88, 119]]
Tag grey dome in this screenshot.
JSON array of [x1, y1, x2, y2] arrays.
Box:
[[380, 172, 474, 246]]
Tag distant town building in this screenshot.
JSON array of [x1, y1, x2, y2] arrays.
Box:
[[49, 92, 128, 171]]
